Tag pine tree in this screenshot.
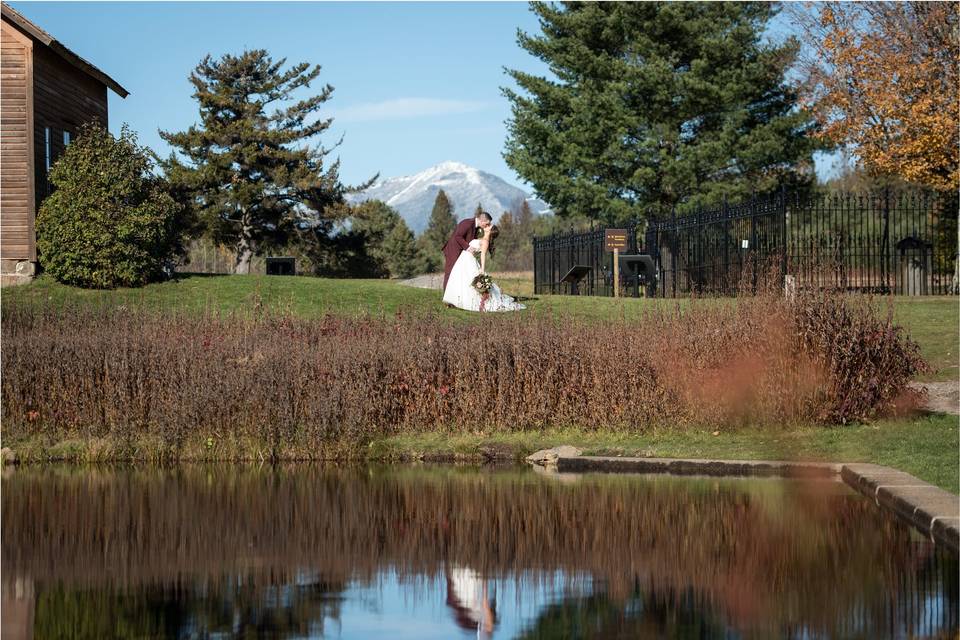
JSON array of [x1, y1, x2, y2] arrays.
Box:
[[381, 220, 422, 279], [503, 2, 821, 223], [494, 199, 538, 271], [418, 189, 457, 272], [493, 210, 520, 271], [352, 200, 423, 278], [515, 199, 535, 233], [160, 50, 371, 274]]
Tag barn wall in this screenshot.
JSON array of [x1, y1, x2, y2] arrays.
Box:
[[1, 19, 35, 263], [32, 42, 108, 211]]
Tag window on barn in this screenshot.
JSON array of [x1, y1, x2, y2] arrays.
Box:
[[44, 127, 52, 195], [44, 127, 51, 171]]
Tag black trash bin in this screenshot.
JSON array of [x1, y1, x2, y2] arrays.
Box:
[[265, 257, 296, 276]]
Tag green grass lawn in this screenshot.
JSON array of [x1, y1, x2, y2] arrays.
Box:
[[370, 413, 959, 493], [889, 296, 959, 381], [10, 414, 956, 492]]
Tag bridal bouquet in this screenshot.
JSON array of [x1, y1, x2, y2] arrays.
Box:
[[472, 273, 493, 311], [471, 273, 492, 294]]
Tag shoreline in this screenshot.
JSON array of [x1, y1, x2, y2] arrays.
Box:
[[5, 437, 956, 554], [537, 452, 960, 554], [4, 412, 958, 489]]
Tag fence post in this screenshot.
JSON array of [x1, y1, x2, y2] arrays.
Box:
[[551, 231, 557, 294], [671, 205, 677, 298], [780, 184, 788, 286], [882, 187, 891, 293], [748, 195, 758, 294], [531, 238, 540, 295]]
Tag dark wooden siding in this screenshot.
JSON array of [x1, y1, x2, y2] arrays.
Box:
[[1, 19, 35, 260], [32, 43, 107, 212]]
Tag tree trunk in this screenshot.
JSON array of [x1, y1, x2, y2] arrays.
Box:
[[235, 215, 255, 274], [235, 247, 253, 275]]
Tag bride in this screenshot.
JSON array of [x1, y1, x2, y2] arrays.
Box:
[[442, 225, 526, 312]]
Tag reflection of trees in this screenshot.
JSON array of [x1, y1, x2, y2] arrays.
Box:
[[515, 587, 730, 640], [2, 466, 957, 638], [31, 576, 344, 640], [518, 552, 960, 640]]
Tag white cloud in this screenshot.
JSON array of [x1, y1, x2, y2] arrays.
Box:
[[330, 97, 489, 123]]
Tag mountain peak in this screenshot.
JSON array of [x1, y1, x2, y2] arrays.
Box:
[[347, 163, 551, 234], [431, 160, 475, 174]]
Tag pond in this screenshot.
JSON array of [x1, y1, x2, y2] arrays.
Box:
[[2, 465, 957, 639]]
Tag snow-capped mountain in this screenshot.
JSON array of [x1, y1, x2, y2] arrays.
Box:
[[346, 161, 551, 235]]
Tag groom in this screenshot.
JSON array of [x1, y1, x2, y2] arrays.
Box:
[[442, 209, 492, 290]]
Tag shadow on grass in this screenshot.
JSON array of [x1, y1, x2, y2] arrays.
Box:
[[170, 272, 235, 280]]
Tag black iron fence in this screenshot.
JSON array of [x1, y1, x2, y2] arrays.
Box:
[[533, 188, 958, 297], [533, 227, 641, 297]]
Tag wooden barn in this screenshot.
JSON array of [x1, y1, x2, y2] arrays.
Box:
[[1, 2, 128, 283]]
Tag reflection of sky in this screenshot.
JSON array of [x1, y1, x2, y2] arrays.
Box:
[[272, 565, 959, 639], [333, 569, 585, 639]]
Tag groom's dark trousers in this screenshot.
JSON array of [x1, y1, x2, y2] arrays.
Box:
[[442, 218, 476, 290]]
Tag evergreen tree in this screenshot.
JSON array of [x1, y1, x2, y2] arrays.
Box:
[[492, 209, 521, 271], [493, 199, 539, 271], [160, 50, 371, 273], [381, 220, 422, 279], [515, 198, 535, 232], [503, 2, 821, 223], [297, 224, 378, 278], [418, 189, 457, 272], [352, 200, 423, 278]]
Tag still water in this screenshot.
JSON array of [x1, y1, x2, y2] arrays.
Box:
[[2, 465, 957, 639]]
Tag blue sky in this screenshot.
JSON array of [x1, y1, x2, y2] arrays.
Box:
[[11, 1, 838, 190]]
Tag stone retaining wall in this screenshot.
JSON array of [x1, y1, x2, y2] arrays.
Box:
[[536, 452, 959, 553]]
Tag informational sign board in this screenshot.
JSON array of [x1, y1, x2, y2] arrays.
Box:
[[604, 229, 629, 252], [604, 229, 629, 297]]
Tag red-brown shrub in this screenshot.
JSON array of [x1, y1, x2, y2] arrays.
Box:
[[0, 291, 926, 457]]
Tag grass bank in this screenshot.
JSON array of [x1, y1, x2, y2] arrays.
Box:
[[2, 274, 956, 491], [5, 414, 957, 493]]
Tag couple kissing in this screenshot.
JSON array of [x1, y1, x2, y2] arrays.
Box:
[[441, 210, 524, 313]]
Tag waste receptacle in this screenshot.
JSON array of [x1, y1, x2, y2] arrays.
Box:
[[265, 257, 296, 276], [895, 237, 932, 296]]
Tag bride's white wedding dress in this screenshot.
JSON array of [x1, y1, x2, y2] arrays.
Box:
[[442, 250, 525, 312]]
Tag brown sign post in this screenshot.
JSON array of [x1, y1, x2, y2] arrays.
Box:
[[604, 229, 628, 297]]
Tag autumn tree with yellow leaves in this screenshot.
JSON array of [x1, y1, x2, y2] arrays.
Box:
[[792, 2, 958, 191]]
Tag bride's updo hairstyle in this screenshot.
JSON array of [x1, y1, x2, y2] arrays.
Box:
[[487, 225, 500, 256]]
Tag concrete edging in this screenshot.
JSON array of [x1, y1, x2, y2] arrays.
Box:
[[548, 455, 959, 553]]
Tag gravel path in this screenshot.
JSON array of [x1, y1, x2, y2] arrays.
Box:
[[910, 381, 960, 416], [398, 274, 443, 290]]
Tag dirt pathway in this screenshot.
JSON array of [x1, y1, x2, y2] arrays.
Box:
[[909, 381, 960, 416], [398, 274, 442, 290]]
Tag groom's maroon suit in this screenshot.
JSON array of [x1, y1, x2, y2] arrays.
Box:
[[442, 218, 477, 289]]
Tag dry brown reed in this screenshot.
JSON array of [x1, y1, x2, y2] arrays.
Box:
[[1, 288, 926, 458]]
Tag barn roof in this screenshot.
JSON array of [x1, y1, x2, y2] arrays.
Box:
[[2, 2, 129, 98]]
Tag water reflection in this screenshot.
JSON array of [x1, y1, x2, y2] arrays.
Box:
[[2, 465, 957, 639]]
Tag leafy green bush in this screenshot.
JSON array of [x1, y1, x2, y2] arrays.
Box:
[[36, 123, 183, 288]]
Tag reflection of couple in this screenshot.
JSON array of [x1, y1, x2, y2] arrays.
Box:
[[445, 564, 496, 637], [441, 210, 525, 312]]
